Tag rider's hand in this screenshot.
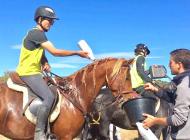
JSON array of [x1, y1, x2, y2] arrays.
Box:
[[42, 62, 51, 72], [144, 83, 159, 92], [77, 51, 90, 59]]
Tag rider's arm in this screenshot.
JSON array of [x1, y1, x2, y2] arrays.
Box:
[[28, 29, 88, 58], [154, 82, 177, 103], [136, 56, 152, 83], [155, 89, 175, 103], [41, 41, 88, 58], [144, 82, 176, 103], [167, 77, 190, 127]]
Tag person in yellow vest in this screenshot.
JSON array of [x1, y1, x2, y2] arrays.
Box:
[[16, 6, 89, 140], [130, 43, 155, 98]]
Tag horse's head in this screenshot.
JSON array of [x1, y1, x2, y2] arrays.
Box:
[[105, 58, 134, 97]]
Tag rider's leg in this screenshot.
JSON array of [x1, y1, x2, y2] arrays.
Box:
[[21, 74, 55, 140], [35, 104, 50, 140]]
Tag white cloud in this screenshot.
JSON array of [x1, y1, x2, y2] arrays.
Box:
[[11, 44, 22, 49], [95, 52, 163, 59], [59, 57, 91, 64], [57, 52, 134, 64], [50, 63, 78, 69], [147, 56, 163, 59], [49, 52, 135, 69], [95, 52, 134, 59]]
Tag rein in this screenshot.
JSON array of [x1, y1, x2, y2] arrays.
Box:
[[93, 94, 124, 113], [43, 72, 88, 116], [91, 59, 133, 114], [92, 90, 136, 114], [105, 59, 131, 97], [43, 58, 132, 120]]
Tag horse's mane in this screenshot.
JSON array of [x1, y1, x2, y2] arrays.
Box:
[[56, 57, 133, 84], [69, 57, 125, 78]]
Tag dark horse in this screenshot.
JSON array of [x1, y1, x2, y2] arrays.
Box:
[[85, 88, 171, 140], [0, 58, 133, 140]]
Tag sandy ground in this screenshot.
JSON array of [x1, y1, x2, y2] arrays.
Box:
[[119, 129, 139, 140], [0, 135, 10, 140]]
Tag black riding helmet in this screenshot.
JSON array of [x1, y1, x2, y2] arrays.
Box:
[[34, 6, 59, 22], [134, 43, 150, 55]]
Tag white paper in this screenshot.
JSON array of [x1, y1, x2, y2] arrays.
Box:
[[77, 40, 95, 60], [136, 122, 158, 140]]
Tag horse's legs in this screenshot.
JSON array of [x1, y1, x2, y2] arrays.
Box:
[[162, 103, 173, 140], [150, 125, 165, 139], [154, 100, 172, 140], [98, 121, 110, 140], [135, 131, 144, 140], [162, 126, 171, 140]]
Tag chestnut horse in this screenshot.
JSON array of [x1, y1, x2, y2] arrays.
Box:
[[0, 58, 133, 140]]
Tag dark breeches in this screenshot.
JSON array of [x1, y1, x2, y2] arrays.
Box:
[[20, 74, 55, 110]]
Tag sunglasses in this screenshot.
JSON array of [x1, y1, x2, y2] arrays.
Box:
[[43, 18, 55, 25]]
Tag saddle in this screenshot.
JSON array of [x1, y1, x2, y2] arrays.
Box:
[[9, 72, 26, 86], [7, 72, 62, 124]]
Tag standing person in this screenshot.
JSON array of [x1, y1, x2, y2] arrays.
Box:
[[143, 49, 190, 140], [130, 43, 154, 98], [16, 6, 89, 140]]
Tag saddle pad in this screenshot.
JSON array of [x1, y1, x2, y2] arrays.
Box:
[[7, 78, 62, 124]]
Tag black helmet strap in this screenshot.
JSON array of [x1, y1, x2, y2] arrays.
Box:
[[38, 17, 48, 32]]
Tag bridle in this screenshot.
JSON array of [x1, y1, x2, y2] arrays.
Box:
[[105, 59, 136, 104], [105, 59, 130, 94]]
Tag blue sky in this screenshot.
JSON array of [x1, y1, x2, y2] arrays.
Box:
[[0, 0, 190, 77]]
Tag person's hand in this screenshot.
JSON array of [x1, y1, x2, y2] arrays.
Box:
[[142, 113, 156, 129], [144, 83, 158, 92], [77, 51, 90, 59], [42, 63, 51, 72]]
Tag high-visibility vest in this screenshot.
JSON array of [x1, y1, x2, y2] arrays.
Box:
[[16, 43, 44, 76], [130, 55, 146, 88]]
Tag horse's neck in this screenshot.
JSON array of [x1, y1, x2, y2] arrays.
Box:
[[69, 61, 108, 111], [58, 58, 119, 112]]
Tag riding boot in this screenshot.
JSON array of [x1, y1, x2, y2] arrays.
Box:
[[34, 105, 50, 140]]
